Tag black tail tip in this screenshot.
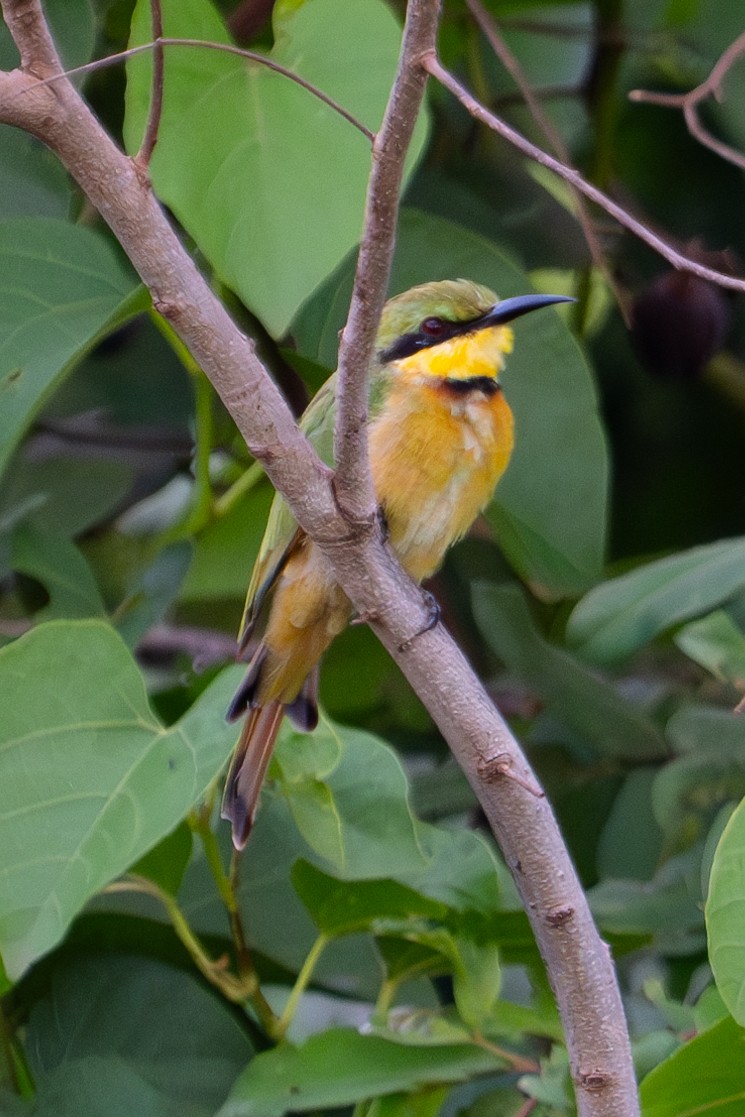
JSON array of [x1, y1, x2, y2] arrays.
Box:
[[220, 794, 252, 851]]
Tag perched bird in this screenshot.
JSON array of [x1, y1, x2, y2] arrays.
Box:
[[223, 279, 571, 848]]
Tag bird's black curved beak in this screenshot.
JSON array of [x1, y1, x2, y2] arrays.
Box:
[[477, 293, 575, 329]]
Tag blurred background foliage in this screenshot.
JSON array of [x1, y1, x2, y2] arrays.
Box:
[[1, 0, 745, 1114]]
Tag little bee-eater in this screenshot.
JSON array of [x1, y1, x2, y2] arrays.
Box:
[[223, 279, 571, 848]]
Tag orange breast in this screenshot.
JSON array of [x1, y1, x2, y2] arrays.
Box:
[[369, 380, 514, 582]]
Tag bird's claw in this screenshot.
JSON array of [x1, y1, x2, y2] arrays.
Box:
[[377, 505, 389, 543], [398, 590, 441, 652]]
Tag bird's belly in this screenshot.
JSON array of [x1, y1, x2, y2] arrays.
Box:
[[260, 540, 351, 702], [369, 387, 514, 582]]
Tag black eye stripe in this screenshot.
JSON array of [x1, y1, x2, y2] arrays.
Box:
[[378, 315, 485, 363]]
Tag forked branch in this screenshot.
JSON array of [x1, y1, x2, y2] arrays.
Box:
[[630, 29, 745, 173], [0, 2, 639, 1113], [422, 51, 745, 294]]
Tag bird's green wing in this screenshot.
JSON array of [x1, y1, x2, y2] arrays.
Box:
[[237, 374, 338, 651]]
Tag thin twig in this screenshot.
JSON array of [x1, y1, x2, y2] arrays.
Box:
[[466, 0, 631, 324], [136, 0, 164, 166], [630, 30, 745, 173], [332, 0, 440, 523], [26, 37, 374, 144], [423, 52, 745, 293]]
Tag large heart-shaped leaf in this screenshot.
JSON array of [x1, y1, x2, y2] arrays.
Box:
[[0, 620, 241, 979], [125, 0, 428, 337], [0, 218, 142, 481]]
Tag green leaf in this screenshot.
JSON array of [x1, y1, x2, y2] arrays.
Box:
[[484, 998, 564, 1044], [517, 1046, 572, 1108], [633, 1031, 682, 1083], [401, 826, 501, 921], [597, 769, 665, 881], [0, 1089, 26, 1116], [643, 978, 697, 1033], [291, 860, 447, 936], [449, 934, 502, 1031], [365, 1087, 451, 1117], [472, 582, 666, 760], [294, 208, 608, 596], [226, 793, 385, 995], [181, 479, 274, 601], [200, 719, 501, 993], [15, 1059, 168, 1117], [114, 541, 193, 648], [130, 823, 193, 897], [0, 218, 141, 481], [566, 537, 745, 664], [667, 705, 745, 756], [694, 985, 730, 1034], [0, 0, 95, 72], [701, 806, 737, 905], [26, 953, 251, 1117], [674, 610, 745, 687], [9, 523, 106, 622], [293, 861, 502, 1030], [0, 457, 135, 543], [652, 713, 745, 846], [380, 926, 502, 1033], [369, 1008, 474, 1048], [375, 935, 451, 989], [274, 719, 501, 920], [0, 620, 242, 979], [589, 845, 705, 949], [125, 0, 428, 337], [218, 1028, 501, 1117], [274, 719, 425, 877], [706, 796, 745, 1025], [639, 1014, 745, 1117], [0, 131, 72, 220]]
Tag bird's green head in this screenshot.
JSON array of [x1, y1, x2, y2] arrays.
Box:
[[375, 278, 571, 386]]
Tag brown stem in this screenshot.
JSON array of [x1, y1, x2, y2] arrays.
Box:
[[136, 0, 164, 167], [630, 30, 745, 173], [466, 0, 631, 324], [423, 52, 745, 294], [27, 37, 374, 143], [332, 0, 440, 525]]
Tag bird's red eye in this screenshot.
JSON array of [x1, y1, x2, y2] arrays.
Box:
[[421, 316, 445, 337]]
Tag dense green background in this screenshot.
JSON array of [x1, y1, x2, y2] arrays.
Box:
[[1, 0, 745, 1114]]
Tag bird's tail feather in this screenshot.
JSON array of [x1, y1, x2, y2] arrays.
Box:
[[221, 701, 284, 850]]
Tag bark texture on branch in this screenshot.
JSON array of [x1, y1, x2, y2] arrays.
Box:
[[0, 2, 639, 1113]]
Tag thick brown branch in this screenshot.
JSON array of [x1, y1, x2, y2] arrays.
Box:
[[424, 52, 745, 294]]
